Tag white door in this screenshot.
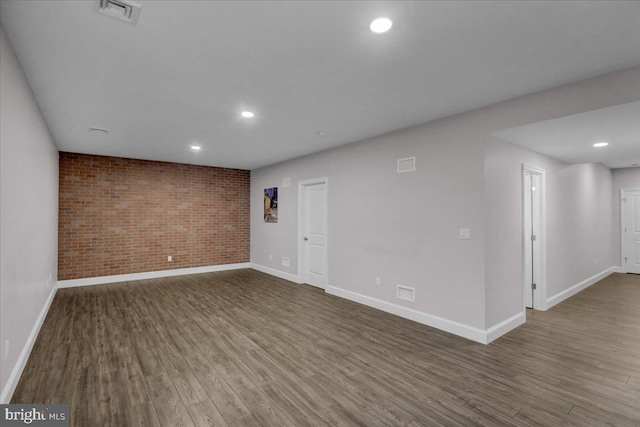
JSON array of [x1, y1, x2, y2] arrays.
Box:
[[624, 190, 640, 274], [301, 181, 327, 288], [523, 167, 545, 310], [523, 174, 539, 308]]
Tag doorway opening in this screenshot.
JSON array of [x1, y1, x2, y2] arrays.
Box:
[[298, 178, 328, 289], [621, 188, 640, 274], [522, 165, 547, 311]]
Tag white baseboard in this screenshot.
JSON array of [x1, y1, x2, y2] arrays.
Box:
[[1, 284, 58, 404], [547, 266, 618, 309], [250, 263, 301, 284], [250, 266, 526, 344], [485, 312, 526, 344], [325, 285, 488, 344], [58, 263, 251, 288]]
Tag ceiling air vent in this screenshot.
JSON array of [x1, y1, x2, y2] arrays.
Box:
[[98, 0, 141, 25]]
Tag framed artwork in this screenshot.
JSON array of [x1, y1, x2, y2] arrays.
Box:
[[264, 187, 278, 223]]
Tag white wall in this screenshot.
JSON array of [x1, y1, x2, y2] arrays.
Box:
[[0, 25, 59, 402], [485, 140, 616, 326], [251, 67, 639, 341], [547, 163, 615, 297], [481, 68, 638, 327], [252, 120, 487, 330], [613, 167, 640, 190], [484, 140, 557, 326], [612, 167, 640, 266]]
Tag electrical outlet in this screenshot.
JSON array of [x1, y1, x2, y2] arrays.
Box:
[[269, 254, 273, 261], [282, 257, 290, 267], [375, 277, 381, 286], [4, 339, 9, 359], [167, 256, 172, 262]]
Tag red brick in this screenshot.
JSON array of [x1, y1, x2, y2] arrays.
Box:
[[58, 152, 250, 280]]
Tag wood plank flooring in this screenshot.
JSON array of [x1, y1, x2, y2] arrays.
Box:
[[11, 270, 640, 426]]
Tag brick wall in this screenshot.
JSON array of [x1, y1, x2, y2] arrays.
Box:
[[58, 152, 250, 280]]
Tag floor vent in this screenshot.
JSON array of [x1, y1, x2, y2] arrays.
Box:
[[397, 157, 416, 173], [98, 0, 141, 25]]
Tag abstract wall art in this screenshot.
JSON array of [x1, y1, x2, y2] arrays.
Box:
[[264, 187, 278, 223]]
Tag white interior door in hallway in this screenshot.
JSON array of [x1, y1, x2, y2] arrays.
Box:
[[623, 188, 640, 274], [299, 179, 328, 288], [523, 165, 547, 310]]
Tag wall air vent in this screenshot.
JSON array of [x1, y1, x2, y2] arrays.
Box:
[[397, 285, 415, 302], [98, 0, 141, 25], [397, 157, 416, 173]]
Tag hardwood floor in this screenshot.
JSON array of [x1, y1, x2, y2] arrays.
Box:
[[11, 270, 640, 426]]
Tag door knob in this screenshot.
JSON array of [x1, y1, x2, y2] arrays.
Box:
[[303, 237, 308, 241]]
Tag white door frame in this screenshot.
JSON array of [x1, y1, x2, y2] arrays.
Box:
[[621, 187, 640, 273], [298, 177, 329, 288], [522, 164, 547, 311]]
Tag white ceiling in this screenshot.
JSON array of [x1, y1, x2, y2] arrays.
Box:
[[1, 1, 639, 170], [493, 102, 640, 169]]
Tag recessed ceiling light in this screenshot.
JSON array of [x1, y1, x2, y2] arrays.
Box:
[[190, 145, 202, 151], [316, 131, 329, 137], [593, 142, 609, 148], [241, 111, 255, 118], [370, 17, 392, 34]]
